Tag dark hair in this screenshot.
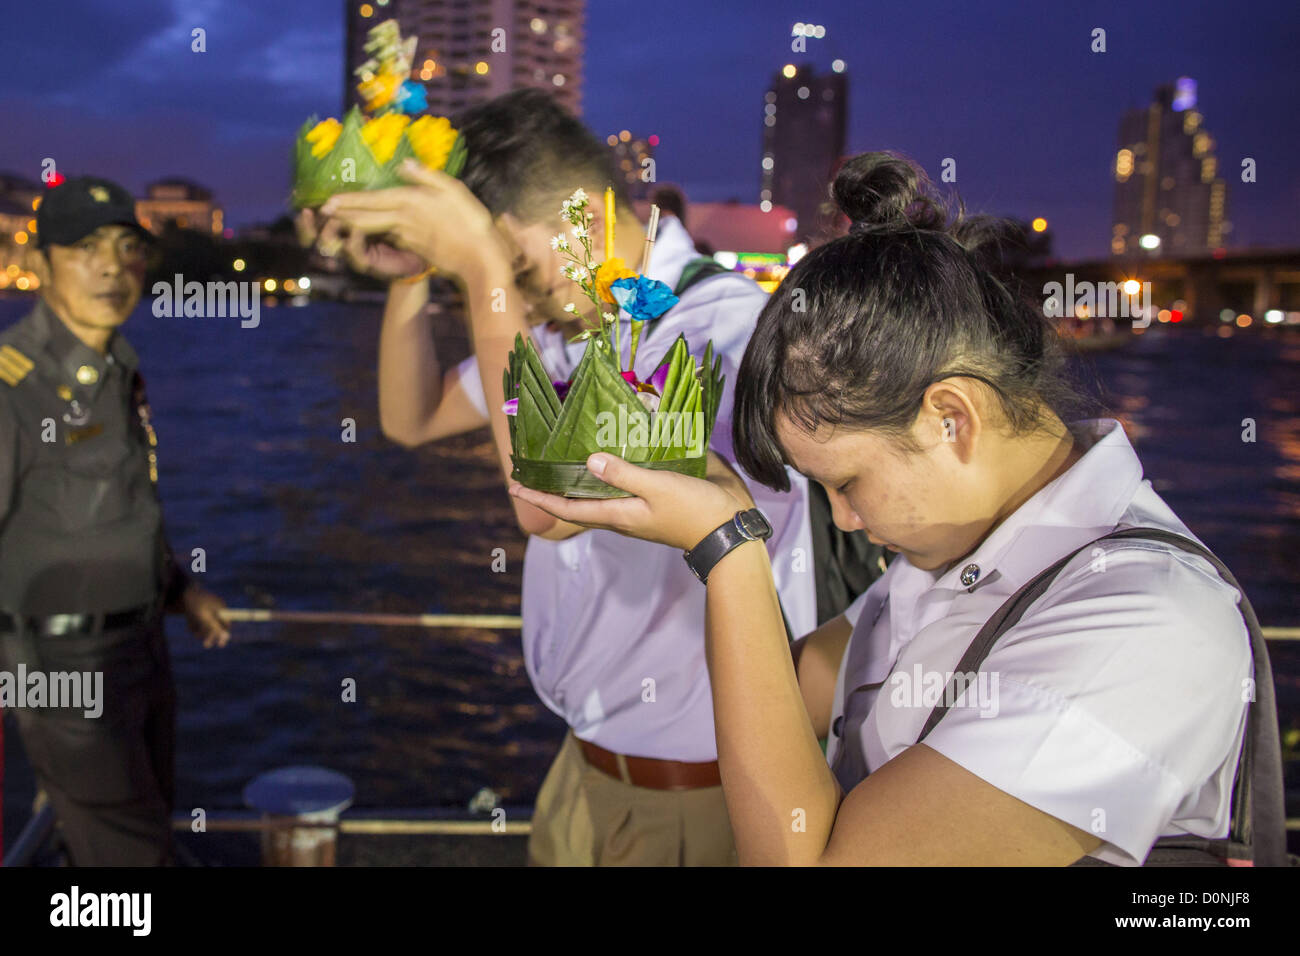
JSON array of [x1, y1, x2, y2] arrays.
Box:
[[652, 185, 687, 226], [455, 89, 629, 222], [734, 151, 1092, 492]]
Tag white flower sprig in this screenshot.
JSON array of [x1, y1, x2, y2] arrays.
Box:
[[554, 188, 620, 360]]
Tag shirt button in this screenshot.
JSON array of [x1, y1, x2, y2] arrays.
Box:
[[960, 563, 981, 588], [832, 715, 844, 738]]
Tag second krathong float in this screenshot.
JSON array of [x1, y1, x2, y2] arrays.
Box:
[[504, 189, 724, 498]]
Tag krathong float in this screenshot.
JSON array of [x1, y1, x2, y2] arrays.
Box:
[[504, 189, 724, 498], [292, 18, 465, 209]]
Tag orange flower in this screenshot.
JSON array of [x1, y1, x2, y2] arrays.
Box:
[[595, 257, 636, 304], [358, 72, 400, 111]]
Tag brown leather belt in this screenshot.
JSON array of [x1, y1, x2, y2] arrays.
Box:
[[576, 737, 721, 791]]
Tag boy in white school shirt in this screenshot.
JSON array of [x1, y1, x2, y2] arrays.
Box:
[[312, 90, 820, 865]]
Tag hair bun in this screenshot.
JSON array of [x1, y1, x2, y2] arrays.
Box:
[[833, 152, 945, 232]]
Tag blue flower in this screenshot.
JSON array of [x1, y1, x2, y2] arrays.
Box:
[[395, 80, 428, 115], [610, 275, 678, 322]]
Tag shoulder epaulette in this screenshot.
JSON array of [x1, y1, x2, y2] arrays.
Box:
[[0, 344, 34, 387]]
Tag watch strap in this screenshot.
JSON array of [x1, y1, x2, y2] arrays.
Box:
[[684, 509, 772, 584]]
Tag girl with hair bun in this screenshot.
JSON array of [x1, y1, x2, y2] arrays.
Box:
[[511, 152, 1280, 866]]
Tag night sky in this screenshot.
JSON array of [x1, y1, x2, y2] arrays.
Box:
[[1, 0, 1296, 260]]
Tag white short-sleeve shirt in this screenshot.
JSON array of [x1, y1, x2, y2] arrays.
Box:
[[454, 221, 817, 760], [824, 419, 1251, 865]]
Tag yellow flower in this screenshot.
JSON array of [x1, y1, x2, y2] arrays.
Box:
[[305, 118, 342, 159], [362, 113, 411, 163], [595, 257, 637, 304], [406, 115, 458, 170]]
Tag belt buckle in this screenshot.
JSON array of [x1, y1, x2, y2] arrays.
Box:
[[44, 613, 99, 636]]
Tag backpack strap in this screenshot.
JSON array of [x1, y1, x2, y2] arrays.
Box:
[[807, 478, 889, 626], [914, 526, 1288, 867], [672, 257, 733, 297], [638, 258, 733, 350]]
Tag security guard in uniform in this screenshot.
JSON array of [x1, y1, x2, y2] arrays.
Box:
[[0, 176, 230, 865]]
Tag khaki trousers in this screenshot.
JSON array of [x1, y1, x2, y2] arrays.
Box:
[[527, 732, 737, 866]]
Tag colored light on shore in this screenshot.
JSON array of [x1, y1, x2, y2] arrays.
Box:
[[360, 4, 373, 17], [604, 186, 615, 261], [299, 276, 311, 291], [1235, 314, 1251, 327], [1122, 279, 1141, 296], [13, 231, 27, 245], [475, 61, 489, 75], [264, 278, 277, 292], [648, 134, 659, 146], [782, 64, 796, 78], [233, 258, 246, 272], [1139, 233, 1160, 250], [1031, 217, 1047, 232], [1265, 309, 1283, 324]]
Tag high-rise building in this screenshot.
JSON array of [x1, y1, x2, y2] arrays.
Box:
[[1111, 78, 1228, 257], [344, 0, 583, 120], [760, 62, 846, 244], [604, 130, 657, 201]]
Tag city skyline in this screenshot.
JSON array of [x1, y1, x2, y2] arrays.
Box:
[[0, 0, 1297, 260]]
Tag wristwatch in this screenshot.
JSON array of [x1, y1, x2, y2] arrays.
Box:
[[683, 509, 773, 584]]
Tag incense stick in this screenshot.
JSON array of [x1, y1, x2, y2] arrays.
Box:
[[639, 204, 661, 274]]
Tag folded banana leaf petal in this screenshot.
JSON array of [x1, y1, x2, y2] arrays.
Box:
[[292, 108, 384, 208], [507, 331, 720, 497], [443, 133, 467, 178], [366, 133, 418, 191]]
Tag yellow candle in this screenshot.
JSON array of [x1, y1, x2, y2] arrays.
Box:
[[604, 186, 615, 262]]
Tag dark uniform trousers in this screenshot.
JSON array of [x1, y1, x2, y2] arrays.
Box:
[[1, 616, 176, 865]]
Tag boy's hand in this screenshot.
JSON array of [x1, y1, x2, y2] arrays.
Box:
[[297, 206, 429, 282], [317, 161, 513, 285]]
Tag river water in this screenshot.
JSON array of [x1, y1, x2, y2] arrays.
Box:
[[1, 296, 1296, 818]]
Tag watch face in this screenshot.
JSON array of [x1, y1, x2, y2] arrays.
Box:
[[736, 509, 772, 540]]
